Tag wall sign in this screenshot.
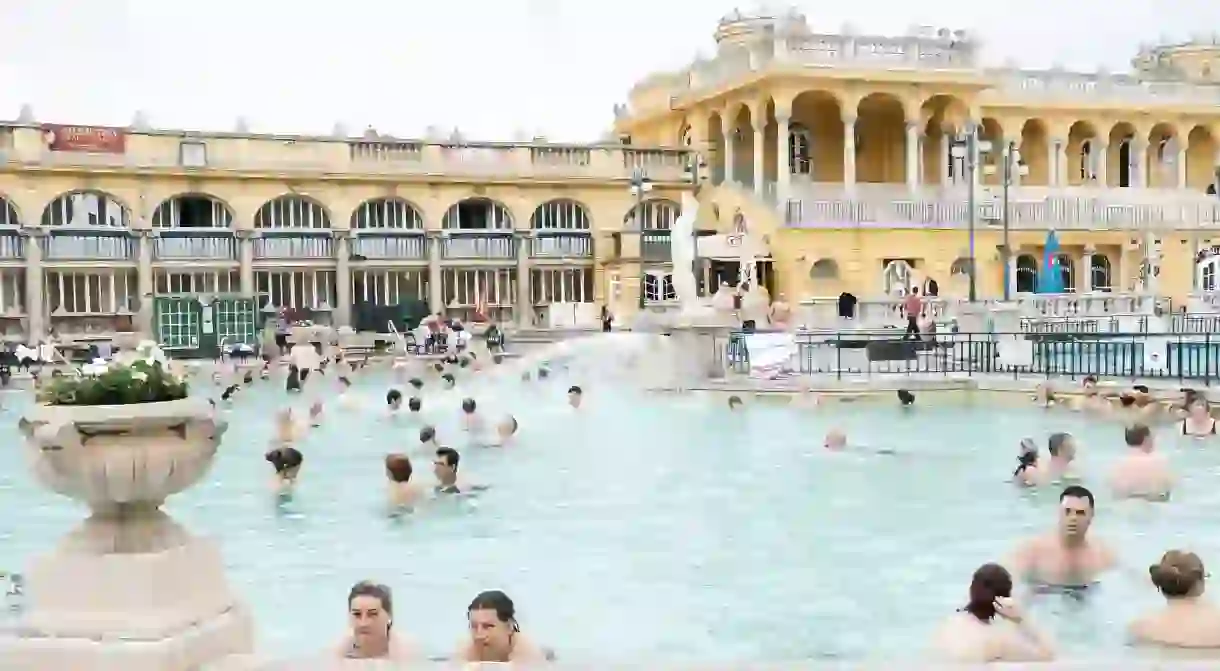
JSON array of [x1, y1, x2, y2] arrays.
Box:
[[42, 124, 126, 153]]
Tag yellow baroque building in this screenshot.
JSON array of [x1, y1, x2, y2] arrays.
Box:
[[0, 118, 695, 344], [615, 8, 1220, 306]]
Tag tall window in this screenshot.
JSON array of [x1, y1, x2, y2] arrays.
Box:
[[789, 124, 812, 175]]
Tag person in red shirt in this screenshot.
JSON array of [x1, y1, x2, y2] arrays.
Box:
[[902, 287, 923, 340]]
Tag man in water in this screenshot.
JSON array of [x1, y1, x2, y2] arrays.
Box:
[[567, 385, 582, 409], [1045, 432, 1077, 482], [441, 373, 456, 390], [727, 395, 744, 411], [385, 389, 403, 414], [433, 447, 462, 494], [1109, 423, 1174, 501], [1009, 485, 1116, 588]]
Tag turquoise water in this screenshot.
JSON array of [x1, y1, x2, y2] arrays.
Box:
[[2, 372, 1220, 664]]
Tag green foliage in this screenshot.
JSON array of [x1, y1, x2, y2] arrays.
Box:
[[39, 360, 189, 406]]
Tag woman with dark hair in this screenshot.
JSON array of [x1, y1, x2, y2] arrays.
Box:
[[930, 563, 1054, 662], [338, 581, 415, 660], [458, 590, 548, 663], [265, 446, 303, 496], [1013, 438, 1042, 487]]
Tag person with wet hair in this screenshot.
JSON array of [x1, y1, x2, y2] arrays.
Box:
[[265, 446, 303, 496], [339, 581, 415, 660], [433, 447, 461, 494], [930, 563, 1054, 662], [897, 389, 915, 406], [441, 373, 456, 389], [219, 383, 241, 402], [1110, 423, 1174, 501], [1009, 485, 1116, 587], [419, 426, 441, 454], [385, 389, 403, 414], [1045, 432, 1078, 482], [1130, 550, 1220, 648], [492, 415, 519, 447], [458, 590, 548, 663], [407, 377, 424, 392], [384, 454, 424, 509], [727, 395, 744, 411], [1013, 438, 1042, 487], [566, 385, 582, 409]]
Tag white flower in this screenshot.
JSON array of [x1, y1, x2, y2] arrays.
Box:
[[132, 371, 148, 382], [81, 358, 109, 376]]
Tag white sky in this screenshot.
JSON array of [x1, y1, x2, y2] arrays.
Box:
[[1, 0, 1216, 141]]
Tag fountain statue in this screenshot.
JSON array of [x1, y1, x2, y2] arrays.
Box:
[[668, 192, 733, 327]]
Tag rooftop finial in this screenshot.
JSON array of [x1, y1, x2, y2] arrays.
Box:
[[16, 104, 34, 124], [130, 110, 150, 130]]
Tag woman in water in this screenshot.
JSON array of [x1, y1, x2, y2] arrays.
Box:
[[458, 590, 547, 664], [1181, 398, 1217, 438], [265, 446, 303, 496], [384, 454, 423, 510], [1013, 438, 1042, 487], [930, 563, 1054, 662], [339, 581, 415, 660], [1129, 550, 1220, 649]]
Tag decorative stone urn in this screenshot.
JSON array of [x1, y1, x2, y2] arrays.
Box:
[[2, 397, 254, 671]]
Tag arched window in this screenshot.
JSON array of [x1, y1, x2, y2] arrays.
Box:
[[442, 198, 512, 230], [1090, 255, 1112, 292], [351, 198, 423, 230], [254, 195, 331, 229], [623, 199, 679, 230], [1015, 254, 1039, 293], [789, 123, 812, 175], [531, 199, 591, 230], [42, 190, 129, 228], [152, 194, 233, 228]]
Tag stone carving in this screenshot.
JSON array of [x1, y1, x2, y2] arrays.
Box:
[[3, 398, 254, 670]]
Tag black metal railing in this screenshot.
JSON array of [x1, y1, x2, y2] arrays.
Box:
[[724, 331, 1220, 383]]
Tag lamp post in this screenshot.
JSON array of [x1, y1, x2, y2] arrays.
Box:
[[983, 141, 1028, 301], [629, 167, 653, 309], [949, 123, 986, 302]]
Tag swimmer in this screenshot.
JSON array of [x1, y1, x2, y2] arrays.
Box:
[[930, 563, 1055, 663], [727, 395, 744, 411], [458, 590, 548, 664], [1045, 432, 1078, 482], [897, 389, 915, 407], [1012, 438, 1042, 487], [308, 400, 324, 428], [1008, 485, 1116, 587], [432, 363, 445, 376], [537, 366, 550, 380], [432, 447, 462, 494], [567, 385, 582, 409], [1073, 375, 1106, 412], [419, 426, 441, 454], [1109, 423, 1174, 501], [384, 454, 425, 509], [491, 415, 519, 447], [407, 377, 424, 394], [461, 398, 487, 440], [243, 371, 255, 386], [441, 373, 456, 390], [1129, 550, 1220, 649], [1181, 397, 1217, 437], [219, 383, 241, 402], [1033, 383, 1057, 408], [404, 397, 429, 424], [339, 581, 415, 661], [385, 389, 403, 415], [265, 446, 303, 496]]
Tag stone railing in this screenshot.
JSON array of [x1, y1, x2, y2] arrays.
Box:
[[0, 126, 694, 183], [795, 293, 1158, 330], [989, 68, 1220, 106], [783, 183, 1220, 229]]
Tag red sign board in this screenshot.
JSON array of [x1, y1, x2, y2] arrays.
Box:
[[42, 124, 126, 153]]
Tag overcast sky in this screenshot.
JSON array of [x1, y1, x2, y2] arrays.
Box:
[[1, 0, 1216, 141]]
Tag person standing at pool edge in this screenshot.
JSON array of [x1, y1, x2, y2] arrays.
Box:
[[1009, 485, 1116, 587], [902, 287, 922, 340]]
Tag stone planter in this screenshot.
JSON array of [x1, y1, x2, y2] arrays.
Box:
[[2, 397, 254, 671]]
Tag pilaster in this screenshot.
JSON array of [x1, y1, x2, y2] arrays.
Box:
[[19, 226, 48, 342]]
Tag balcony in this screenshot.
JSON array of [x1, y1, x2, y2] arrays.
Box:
[[153, 230, 237, 261], [530, 233, 593, 260], [350, 233, 428, 262], [253, 232, 334, 260], [44, 231, 135, 262], [642, 232, 672, 263], [783, 183, 1220, 230], [440, 233, 517, 261]]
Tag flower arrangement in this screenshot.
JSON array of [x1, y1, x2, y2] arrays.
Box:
[[39, 341, 189, 406]]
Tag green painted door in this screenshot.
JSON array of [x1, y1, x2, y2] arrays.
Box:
[[154, 297, 202, 354]]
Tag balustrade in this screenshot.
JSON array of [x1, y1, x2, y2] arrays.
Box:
[[530, 235, 593, 259], [0, 233, 22, 260], [441, 234, 517, 261], [44, 232, 135, 261], [350, 234, 427, 261], [153, 234, 237, 261], [252, 234, 334, 260]]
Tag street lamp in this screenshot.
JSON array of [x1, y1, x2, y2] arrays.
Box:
[[629, 167, 653, 308], [983, 141, 1028, 301], [949, 123, 989, 302]]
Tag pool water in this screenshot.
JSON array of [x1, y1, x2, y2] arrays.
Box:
[[2, 371, 1219, 664]]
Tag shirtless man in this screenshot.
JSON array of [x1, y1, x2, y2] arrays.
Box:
[[1009, 485, 1116, 587], [1110, 423, 1175, 501]]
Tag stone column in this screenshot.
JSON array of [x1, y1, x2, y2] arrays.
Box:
[[1094, 142, 1107, 186], [776, 112, 791, 204], [237, 230, 256, 297], [1176, 145, 1187, 188], [720, 116, 735, 185], [1080, 247, 1094, 293], [1047, 138, 1060, 186], [427, 233, 443, 314], [905, 121, 920, 192], [136, 230, 155, 336], [843, 115, 857, 191], [21, 227, 45, 343], [752, 117, 765, 194], [334, 230, 352, 328], [940, 134, 950, 187], [516, 233, 532, 327], [1006, 253, 1019, 299]]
